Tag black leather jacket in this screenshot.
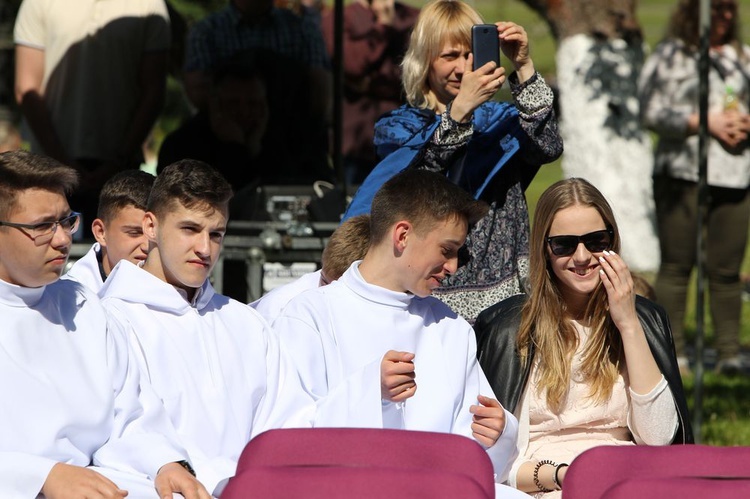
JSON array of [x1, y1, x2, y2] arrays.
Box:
[[474, 294, 694, 444]]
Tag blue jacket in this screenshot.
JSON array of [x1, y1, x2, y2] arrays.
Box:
[[343, 102, 526, 219]]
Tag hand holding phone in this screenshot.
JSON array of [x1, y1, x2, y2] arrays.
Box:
[[471, 24, 500, 71]]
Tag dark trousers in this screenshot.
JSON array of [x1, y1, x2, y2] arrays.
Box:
[[654, 175, 750, 360]]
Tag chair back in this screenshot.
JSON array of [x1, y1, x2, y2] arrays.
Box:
[[223, 428, 495, 499], [562, 445, 750, 499], [221, 465, 489, 499], [604, 476, 750, 499]]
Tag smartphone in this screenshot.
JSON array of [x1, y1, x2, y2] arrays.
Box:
[[471, 24, 500, 71]]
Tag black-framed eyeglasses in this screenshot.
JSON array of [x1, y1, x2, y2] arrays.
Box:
[[0, 212, 81, 244], [546, 229, 614, 257]]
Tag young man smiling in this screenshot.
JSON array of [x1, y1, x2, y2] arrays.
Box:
[[273, 169, 521, 492], [100, 159, 315, 497], [64, 169, 154, 292], [0, 150, 208, 498]]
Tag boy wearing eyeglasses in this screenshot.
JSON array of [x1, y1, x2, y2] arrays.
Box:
[[0, 150, 210, 498], [272, 170, 522, 494], [64, 169, 154, 292], [99, 159, 316, 497]]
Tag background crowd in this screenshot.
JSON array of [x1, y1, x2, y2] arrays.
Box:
[[0, 3, 749, 496]]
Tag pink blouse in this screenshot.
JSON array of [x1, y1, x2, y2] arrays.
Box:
[[510, 321, 678, 498]]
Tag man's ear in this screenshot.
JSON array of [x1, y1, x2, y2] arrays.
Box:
[[392, 220, 411, 254], [91, 219, 107, 247], [143, 212, 158, 241]]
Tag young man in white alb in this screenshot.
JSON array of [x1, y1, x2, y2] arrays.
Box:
[[64, 169, 154, 292], [100, 159, 316, 496], [273, 169, 522, 495], [0, 150, 208, 499]]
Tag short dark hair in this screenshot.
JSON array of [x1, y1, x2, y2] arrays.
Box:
[[0, 150, 78, 219], [148, 159, 233, 217], [97, 170, 155, 222], [369, 169, 488, 245]]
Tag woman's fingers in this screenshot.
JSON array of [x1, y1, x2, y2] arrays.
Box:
[[599, 251, 635, 303]]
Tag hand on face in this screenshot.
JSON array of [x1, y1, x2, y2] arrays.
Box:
[[597, 250, 640, 333], [469, 395, 506, 447], [380, 350, 416, 402]]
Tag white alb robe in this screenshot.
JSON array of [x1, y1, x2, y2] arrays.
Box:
[[273, 262, 520, 483], [249, 269, 321, 323], [0, 277, 188, 498], [100, 261, 316, 496], [62, 242, 105, 293]]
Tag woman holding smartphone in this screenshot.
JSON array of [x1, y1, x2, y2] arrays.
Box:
[[342, 0, 562, 323], [474, 178, 693, 497]]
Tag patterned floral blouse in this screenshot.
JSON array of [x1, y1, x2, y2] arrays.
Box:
[[420, 72, 563, 323], [639, 39, 750, 189]]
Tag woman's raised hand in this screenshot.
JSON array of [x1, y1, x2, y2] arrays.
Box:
[[598, 250, 640, 334], [599, 250, 664, 394], [496, 21, 534, 82]]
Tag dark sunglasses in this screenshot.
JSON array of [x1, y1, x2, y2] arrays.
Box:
[[547, 229, 614, 257]]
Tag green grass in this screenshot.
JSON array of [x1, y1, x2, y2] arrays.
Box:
[[683, 372, 750, 445]]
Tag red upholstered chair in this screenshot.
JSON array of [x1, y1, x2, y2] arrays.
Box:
[[220, 465, 489, 499], [222, 428, 495, 499], [562, 445, 750, 499], [604, 477, 750, 499]]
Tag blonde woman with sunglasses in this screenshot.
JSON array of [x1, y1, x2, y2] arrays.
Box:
[[473, 178, 692, 498]]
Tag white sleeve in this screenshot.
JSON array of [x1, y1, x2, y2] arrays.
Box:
[[92, 316, 188, 480], [102, 308, 240, 491], [273, 311, 385, 428], [487, 408, 520, 483], [627, 375, 679, 445], [464, 337, 519, 483], [245, 318, 317, 435], [13, 0, 46, 48], [0, 452, 57, 498]]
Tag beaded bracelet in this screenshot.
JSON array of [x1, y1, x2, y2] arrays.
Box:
[[533, 459, 556, 493], [553, 463, 569, 490]]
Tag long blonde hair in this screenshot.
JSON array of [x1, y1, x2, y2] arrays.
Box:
[[518, 178, 623, 412], [401, 0, 483, 111]]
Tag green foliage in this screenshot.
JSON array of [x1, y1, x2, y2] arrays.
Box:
[[683, 372, 750, 445], [169, 0, 227, 24]]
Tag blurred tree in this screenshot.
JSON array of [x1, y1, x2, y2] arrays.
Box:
[[518, 0, 661, 274], [519, 0, 642, 41]]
